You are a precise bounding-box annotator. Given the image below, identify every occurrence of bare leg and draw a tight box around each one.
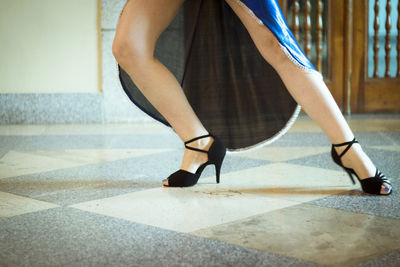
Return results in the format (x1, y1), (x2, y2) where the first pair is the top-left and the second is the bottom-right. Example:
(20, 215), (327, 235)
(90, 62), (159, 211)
(225, 0), (391, 194)
(112, 0), (214, 184)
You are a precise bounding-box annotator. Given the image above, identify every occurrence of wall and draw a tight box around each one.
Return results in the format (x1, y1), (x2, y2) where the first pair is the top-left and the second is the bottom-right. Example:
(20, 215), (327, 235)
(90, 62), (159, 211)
(367, 0), (399, 77)
(0, 0), (99, 94)
(100, 0), (149, 123)
(0, 0), (184, 124)
(100, 0), (184, 123)
(0, 0), (104, 123)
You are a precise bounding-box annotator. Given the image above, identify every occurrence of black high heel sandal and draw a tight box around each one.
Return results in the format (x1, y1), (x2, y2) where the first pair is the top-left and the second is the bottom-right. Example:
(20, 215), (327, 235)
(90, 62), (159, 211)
(331, 137), (392, 195)
(163, 133), (226, 187)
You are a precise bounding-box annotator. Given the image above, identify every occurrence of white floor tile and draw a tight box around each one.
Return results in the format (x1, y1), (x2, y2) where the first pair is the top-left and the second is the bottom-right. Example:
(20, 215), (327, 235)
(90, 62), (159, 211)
(233, 146), (330, 162)
(70, 186), (298, 233)
(0, 191), (59, 218)
(0, 149), (171, 179)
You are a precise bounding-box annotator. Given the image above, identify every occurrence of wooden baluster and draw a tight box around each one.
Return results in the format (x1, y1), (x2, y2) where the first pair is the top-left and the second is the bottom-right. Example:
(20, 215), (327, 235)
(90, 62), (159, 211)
(397, 0), (400, 77)
(316, 0), (323, 72)
(385, 0), (392, 77)
(373, 0), (380, 77)
(293, 0), (300, 41)
(304, 0), (312, 58)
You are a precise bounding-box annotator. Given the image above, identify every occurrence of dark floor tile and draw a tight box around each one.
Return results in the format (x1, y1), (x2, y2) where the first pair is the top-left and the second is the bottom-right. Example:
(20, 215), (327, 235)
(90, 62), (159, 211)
(272, 131), (400, 148)
(0, 134), (179, 151)
(0, 207), (320, 267)
(355, 250), (400, 267)
(308, 179), (400, 219)
(0, 150), (270, 206)
(287, 147), (399, 179)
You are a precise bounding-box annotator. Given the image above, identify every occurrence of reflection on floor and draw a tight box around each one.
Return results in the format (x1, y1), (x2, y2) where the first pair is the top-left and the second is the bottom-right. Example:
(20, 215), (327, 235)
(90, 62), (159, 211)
(0, 114), (399, 266)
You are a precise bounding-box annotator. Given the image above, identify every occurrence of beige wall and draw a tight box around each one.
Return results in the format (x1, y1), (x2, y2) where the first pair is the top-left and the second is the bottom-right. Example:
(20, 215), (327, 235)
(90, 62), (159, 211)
(0, 0), (100, 93)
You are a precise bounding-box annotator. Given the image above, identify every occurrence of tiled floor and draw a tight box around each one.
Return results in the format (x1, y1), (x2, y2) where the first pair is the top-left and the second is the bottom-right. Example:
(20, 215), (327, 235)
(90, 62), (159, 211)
(0, 114), (399, 266)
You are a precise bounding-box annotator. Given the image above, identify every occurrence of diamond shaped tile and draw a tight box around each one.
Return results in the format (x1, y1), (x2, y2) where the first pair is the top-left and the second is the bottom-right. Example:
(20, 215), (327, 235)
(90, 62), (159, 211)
(191, 203), (400, 266)
(0, 191), (59, 218)
(0, 149), (171, 179)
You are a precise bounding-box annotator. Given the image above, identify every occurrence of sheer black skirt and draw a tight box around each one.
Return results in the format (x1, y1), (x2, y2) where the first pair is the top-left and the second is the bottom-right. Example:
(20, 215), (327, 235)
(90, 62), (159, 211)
(117, 0), (320, 151)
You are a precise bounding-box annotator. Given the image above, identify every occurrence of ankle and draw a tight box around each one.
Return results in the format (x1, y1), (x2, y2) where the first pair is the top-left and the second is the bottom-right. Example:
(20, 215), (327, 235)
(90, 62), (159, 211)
(335, 144), (377, 178)
(334, 142), (361, 164)
(181, 146), (209, 173)
(186, 136), (213, 149)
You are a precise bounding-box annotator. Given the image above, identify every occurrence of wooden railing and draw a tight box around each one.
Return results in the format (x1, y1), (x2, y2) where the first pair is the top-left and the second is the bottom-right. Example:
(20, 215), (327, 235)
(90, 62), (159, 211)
(372, 0), (400, 78)
(281, 0), (328, 75)
(280, 0), (400, 113)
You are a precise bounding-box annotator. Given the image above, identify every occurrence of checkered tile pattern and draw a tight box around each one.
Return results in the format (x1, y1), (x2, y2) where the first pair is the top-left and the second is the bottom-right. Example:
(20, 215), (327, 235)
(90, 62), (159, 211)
(0, 115), (399, 266)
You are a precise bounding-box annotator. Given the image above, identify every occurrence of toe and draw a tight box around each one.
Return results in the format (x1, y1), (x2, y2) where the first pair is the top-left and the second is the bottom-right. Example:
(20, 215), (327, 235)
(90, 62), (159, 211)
(380, 183), (392, 194)
(162, 179), (169, 186)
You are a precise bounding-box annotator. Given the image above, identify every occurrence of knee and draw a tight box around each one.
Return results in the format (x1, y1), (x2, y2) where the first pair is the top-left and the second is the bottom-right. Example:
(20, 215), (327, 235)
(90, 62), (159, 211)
(112, 35), (151, 69)
(257, 36), (290, 68)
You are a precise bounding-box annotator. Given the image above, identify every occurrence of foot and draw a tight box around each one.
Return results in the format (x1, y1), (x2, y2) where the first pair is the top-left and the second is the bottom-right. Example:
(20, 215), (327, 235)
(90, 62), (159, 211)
(333, 143), (392, 194)
(162, 136), (214, 186)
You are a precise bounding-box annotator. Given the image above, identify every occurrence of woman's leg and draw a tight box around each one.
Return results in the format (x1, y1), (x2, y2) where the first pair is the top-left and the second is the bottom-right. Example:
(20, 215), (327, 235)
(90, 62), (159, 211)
(112, 0), (214, 180)
(224, 0), (391, 194)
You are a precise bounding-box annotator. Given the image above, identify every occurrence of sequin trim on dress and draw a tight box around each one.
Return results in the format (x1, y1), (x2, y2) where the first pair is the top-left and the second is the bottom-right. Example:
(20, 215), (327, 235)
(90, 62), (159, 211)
(278, 43), (324, 79)
(227, 104), (302, 153)
(232, 0), (264, 25)
(227, 0), (320, 152)
(231, 0), (323, 79)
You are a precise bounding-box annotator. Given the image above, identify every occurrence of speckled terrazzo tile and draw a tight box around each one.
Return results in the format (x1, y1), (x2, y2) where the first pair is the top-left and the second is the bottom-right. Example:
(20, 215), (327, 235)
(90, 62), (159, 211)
(344, 113), (400, 119)
(0, 151), (174, 206)
(0, 191), (59, 218)
(68, 246), (321, 267)
(291, 115), (400, 132)
(0, 150), (270, 206)
(354, 250), (400, 267)
(0, 134), (180, 151)
(308, 178), (400, 219)
(0, 93), (103, 124)
(101, 0), (185, 123)
(192, 203), (400, 267)
(101, 30), (151, 123)
(233, 146), (330, 162)
(0, 171), (142, 207)
(101, 0), (126, 29)
(354, 131), (400, 145)
(362, 147), (400, 178)
(287, 147), (399, 183)
(267, 132), (331, 147)
(0, 207), (321, 267)
(285, 150), (337, 170)
(273, 131), (400, 147)
(0, 136), (29, 151)
(0, 149), (8, 159)
(0, 148), (172, 180)
(196, 162), (357, 203)
(42, 122), (172, 135)
(0, 124), (47, 135)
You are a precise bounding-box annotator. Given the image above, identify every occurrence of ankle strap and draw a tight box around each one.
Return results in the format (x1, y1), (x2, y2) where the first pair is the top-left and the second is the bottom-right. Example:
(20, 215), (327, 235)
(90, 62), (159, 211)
(184, 133), (214, 153)
(184, 134), (213, 144)
(332, 137), (358, 158)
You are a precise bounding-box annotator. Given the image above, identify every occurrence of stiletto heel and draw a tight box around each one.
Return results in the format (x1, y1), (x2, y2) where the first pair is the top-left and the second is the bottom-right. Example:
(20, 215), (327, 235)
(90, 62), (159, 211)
(331, 137), (392, 195)
(164, 133), (226, 187)
(215, 160), (222, 184)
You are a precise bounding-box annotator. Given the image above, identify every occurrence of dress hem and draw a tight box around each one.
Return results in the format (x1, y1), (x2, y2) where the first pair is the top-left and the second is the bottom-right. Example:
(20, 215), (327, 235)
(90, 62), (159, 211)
(116, 0), (317, 150)
(226, 104), (301, 153)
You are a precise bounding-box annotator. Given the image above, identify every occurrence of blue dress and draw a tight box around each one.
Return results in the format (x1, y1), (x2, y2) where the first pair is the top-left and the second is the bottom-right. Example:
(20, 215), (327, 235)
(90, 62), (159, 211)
(235, 0), (315, 71)
(118, 0), (319, 151)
